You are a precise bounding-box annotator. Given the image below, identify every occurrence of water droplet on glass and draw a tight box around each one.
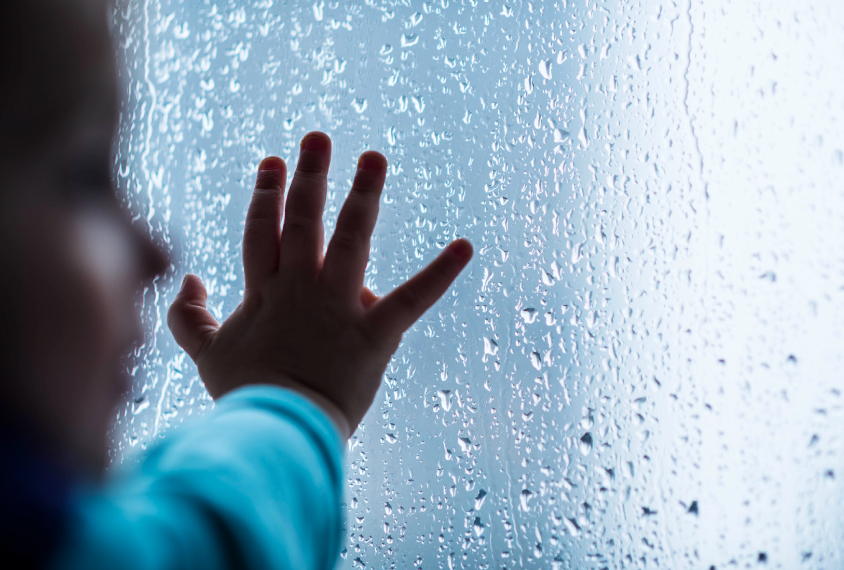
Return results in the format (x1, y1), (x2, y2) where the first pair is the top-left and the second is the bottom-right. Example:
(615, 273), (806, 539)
(352, 98), (368, 114)
(578, 433), (593, 456)
(401, 34), (418, 48)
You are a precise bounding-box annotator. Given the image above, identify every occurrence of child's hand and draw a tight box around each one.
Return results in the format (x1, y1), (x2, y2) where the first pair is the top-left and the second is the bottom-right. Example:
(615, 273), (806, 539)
(168, 132), (473, 438)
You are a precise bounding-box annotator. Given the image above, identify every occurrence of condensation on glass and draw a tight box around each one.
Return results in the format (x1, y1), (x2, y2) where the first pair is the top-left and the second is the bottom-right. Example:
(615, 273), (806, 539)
(111, 0), (844, 567)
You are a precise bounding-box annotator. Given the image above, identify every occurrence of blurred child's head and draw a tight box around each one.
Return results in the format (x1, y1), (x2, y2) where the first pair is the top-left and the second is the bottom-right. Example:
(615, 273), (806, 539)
(0, 0), (168, 473)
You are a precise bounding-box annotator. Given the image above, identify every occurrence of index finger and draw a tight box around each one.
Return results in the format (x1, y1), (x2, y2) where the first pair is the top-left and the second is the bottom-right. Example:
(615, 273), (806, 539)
(365, 239), (473, 336)
(243, 157), (286, 296)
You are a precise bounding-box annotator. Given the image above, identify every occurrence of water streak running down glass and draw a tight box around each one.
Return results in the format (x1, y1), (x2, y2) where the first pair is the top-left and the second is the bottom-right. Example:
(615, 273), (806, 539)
(112, 1), (844, 567)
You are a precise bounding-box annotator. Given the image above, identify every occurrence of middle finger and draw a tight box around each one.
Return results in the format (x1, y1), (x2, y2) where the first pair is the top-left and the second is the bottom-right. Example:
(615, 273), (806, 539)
(279, 131), (331, 278)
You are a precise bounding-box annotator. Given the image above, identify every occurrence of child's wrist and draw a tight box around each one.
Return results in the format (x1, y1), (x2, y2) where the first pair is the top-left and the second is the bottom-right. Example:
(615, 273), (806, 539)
(282, 383), (351, 441)
(211, 373), (352, 440)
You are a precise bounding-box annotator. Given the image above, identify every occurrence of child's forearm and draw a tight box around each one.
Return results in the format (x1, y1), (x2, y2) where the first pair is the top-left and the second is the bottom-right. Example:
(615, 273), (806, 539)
(49, 385), (344, 570)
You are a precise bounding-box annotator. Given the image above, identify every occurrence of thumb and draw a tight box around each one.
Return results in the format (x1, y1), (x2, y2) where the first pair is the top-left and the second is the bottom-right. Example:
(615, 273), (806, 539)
(167, 274), (220, 362)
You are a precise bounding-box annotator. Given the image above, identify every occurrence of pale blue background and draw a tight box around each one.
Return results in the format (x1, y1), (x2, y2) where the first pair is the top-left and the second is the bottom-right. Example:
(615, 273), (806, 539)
(112, 1), (844, 567)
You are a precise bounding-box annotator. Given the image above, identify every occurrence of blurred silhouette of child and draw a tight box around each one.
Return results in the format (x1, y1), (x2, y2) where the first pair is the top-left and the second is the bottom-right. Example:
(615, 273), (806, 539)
(0, 0), (472, 567)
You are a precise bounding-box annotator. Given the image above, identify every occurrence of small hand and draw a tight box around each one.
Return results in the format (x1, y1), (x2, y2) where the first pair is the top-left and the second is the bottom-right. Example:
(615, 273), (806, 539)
(168, 132), (473, 438)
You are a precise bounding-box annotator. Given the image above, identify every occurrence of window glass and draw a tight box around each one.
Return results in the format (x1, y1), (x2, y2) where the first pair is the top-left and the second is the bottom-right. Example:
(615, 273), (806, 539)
(112, 1), (844, 567)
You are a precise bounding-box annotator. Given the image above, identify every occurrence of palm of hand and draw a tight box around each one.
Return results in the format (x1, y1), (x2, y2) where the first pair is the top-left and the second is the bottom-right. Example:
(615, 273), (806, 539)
(168, 132), (472, 437)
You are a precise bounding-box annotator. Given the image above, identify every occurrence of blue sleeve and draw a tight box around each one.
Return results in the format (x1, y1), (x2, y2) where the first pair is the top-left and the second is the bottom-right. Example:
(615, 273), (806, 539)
(48, 386), (345, 570)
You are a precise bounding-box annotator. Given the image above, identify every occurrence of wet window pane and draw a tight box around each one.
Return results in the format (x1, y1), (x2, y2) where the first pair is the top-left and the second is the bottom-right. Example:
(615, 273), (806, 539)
(112, 0), (844, 567)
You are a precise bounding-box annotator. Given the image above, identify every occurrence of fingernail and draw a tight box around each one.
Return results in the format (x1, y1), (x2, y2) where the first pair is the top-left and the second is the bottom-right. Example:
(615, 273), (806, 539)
(358, 153), (386, 172)
(259, 156), (284, 171)
(450, 240), (473, 262)
(180, 275), (189, 290)
(301, 133), (328, 152)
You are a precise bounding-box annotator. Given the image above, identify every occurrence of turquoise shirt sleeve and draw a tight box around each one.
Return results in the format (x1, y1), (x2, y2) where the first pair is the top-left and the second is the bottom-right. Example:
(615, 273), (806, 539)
(48, 385), (345, 570)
